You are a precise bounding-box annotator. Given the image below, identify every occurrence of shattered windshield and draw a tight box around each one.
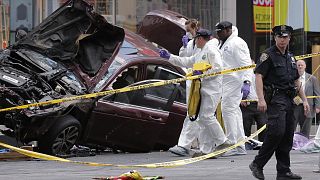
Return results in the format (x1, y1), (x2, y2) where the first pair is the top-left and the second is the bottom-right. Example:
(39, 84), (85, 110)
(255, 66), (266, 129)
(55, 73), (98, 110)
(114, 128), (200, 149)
(93, 56), (127, 92)
(119, 40), (138, 55)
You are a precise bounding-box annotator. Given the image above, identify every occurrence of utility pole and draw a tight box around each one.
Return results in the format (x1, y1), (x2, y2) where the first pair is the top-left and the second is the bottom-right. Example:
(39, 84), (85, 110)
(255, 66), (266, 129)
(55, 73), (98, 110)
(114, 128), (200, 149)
(112, 0), (116, 25)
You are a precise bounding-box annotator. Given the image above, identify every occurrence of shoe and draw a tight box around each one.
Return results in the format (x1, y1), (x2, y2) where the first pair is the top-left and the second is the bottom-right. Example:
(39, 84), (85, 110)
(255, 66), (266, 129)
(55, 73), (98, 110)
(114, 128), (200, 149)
(192, 151), (206, 158)
(236, 146), (247, 155)
(222, 146), (247, 157)
(249, 162), (265, 180)
(192, 151), (217, 159)
(168, 145), (189, 156)
(222, 148), (238, 157)
(246, 139), (263, 150)
(215, 139), (234, 151)
(276, 172), (302, 180)
(313, 169), (320, 173)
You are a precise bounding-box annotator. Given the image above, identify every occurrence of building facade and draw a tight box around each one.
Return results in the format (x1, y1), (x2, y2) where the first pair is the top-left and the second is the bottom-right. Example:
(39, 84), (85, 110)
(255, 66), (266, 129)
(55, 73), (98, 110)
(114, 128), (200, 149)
(4, 0), (320, 78)
(237, 0), (320, 77)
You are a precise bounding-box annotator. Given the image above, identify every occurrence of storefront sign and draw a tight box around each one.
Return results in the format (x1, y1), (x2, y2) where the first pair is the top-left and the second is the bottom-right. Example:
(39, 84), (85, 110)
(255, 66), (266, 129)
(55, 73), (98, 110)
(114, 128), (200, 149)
(253, 0), (274, 32)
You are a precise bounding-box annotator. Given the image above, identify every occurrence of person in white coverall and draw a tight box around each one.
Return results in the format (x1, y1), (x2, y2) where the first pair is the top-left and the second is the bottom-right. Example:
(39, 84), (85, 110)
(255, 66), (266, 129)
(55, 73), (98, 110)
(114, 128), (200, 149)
(168, 19), (201, 156)
(160, 29), (231, 156)
(215, 21), (252, 156)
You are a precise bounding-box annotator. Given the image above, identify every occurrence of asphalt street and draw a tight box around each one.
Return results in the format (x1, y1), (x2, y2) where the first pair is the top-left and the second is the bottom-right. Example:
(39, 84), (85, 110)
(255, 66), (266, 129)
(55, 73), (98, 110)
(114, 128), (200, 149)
(0, 149), (319, 180)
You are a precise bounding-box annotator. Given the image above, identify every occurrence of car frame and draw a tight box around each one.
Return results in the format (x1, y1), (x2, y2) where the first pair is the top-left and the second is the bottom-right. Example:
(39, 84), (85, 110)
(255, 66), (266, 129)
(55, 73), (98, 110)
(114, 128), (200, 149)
(0, 0), (188, 155)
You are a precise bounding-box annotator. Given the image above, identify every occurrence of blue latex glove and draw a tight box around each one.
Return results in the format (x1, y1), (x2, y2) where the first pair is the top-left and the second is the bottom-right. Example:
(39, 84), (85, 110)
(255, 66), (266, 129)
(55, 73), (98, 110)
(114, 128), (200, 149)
(182, 35), (189, 48)
(159, 49), (170, 59)
(193, 70), (203, 75)
(241, 82), (250, 100)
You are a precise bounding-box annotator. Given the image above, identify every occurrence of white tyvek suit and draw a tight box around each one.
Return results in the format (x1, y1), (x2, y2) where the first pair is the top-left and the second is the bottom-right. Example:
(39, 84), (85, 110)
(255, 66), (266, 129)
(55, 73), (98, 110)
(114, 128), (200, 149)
(169, 41), (227, 154)
(176, 39), (201, 150)
(179, 38), (199, 57)
(219, 26), (252, 146)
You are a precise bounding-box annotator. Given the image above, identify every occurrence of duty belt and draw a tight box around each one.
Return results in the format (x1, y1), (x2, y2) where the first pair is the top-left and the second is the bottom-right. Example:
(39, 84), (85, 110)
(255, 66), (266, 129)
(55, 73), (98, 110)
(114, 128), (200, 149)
(274, 88), (297, 98)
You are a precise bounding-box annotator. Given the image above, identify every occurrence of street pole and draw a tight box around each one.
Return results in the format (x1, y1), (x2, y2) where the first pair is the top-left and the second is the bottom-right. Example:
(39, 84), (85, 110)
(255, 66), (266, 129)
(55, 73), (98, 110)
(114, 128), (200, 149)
(112, 0), (116, 25)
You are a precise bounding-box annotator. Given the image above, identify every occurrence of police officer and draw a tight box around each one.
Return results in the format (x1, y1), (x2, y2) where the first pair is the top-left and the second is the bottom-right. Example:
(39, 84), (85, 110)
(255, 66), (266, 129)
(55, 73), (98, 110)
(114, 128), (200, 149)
(249, 25), (310, 180)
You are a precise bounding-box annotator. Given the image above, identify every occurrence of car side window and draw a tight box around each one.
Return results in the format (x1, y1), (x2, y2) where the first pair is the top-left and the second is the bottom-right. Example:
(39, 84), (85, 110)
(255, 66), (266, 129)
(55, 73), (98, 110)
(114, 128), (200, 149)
(146, 65), (186, 104)
(112, 66), (139, 89)
(105, 81), (175, 111)
(129, 83), (177, 111)
(105, 66), (139, 104)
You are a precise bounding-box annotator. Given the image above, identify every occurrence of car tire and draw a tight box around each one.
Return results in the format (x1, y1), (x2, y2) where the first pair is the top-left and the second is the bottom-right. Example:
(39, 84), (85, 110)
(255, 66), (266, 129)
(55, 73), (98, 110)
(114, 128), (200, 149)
(38, 115), (82, 156)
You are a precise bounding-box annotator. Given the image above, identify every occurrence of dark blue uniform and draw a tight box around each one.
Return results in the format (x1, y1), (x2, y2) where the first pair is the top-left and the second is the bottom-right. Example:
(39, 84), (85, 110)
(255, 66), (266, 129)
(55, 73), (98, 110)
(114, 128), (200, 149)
(253, 45), (299, 175)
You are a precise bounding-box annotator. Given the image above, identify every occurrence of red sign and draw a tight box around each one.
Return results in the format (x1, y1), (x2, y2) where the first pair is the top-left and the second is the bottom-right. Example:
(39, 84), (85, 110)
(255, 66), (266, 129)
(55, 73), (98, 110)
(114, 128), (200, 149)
(253, 0), (274, 32)
(253, 0), (274, 7)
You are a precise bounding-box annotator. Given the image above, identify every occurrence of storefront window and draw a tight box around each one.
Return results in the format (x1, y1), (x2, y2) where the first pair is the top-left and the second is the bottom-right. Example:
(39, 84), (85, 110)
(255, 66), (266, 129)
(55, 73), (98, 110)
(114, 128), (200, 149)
(90, 0), (220, 32)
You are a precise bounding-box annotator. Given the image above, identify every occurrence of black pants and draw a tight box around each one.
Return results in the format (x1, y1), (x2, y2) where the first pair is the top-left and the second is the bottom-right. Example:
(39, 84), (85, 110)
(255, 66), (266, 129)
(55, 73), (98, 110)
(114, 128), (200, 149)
(253, 94), (295, 174)
(241, 102), (267, 141)
(293, 104), (312, 138)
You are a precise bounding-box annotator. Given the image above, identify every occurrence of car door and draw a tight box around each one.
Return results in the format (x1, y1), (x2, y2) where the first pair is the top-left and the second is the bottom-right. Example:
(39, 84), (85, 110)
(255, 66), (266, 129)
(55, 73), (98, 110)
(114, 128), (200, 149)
(144, 64), (187, 149)
(84, 77), (178, 152)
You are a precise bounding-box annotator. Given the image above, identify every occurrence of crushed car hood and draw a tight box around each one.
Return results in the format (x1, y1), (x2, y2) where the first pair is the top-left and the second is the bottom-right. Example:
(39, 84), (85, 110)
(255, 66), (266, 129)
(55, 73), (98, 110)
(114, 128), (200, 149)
(15, 0), (125, 76)
(137, 10), (187, 55)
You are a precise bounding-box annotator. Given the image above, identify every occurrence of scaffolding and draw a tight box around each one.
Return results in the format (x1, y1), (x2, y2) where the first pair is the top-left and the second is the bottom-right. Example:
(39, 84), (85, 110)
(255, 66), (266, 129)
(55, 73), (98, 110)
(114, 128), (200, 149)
(0, 1), (9, 49)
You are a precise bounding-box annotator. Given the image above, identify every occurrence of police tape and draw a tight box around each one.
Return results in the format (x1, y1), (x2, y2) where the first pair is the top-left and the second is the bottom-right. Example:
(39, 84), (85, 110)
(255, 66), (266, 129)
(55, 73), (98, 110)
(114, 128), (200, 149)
(0, 64), (256, 112)
(241, 95), (320, 103)
(0, 141), (111, 166)
(0, 51), (319, 113)
(0, 125), (266, 168)
(118, 124), (266, 168)
(306, 96), (320, 99)
(295, 52), (320, 60)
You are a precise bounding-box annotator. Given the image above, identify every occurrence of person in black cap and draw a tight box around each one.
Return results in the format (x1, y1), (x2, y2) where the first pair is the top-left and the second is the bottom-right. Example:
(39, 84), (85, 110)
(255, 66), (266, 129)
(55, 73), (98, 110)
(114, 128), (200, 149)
(214, 21), (252, 156)
(159, 28), (232, 157)
(249, 25), (310, 180)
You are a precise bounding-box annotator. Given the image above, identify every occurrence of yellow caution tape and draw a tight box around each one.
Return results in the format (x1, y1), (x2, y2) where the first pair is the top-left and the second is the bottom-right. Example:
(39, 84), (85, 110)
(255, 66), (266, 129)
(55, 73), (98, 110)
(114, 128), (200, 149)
(0, 52), (318, 113)
(306, 95), (320, 99)
(295, 52), (320, 60)
(0, 125), (266, 168)
(0, 141), (113, 167)
(241, 99), (258, 102)
(0, 64), (256, 112)
(0, 52), (317, 167)
(241, 95), (320, 103)
(117, 124), (266, 168)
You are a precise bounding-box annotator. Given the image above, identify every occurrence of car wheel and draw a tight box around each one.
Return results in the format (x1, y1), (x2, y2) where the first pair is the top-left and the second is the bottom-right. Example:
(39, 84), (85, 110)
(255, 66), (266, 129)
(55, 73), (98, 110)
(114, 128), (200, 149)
(38, 115), (81, 156)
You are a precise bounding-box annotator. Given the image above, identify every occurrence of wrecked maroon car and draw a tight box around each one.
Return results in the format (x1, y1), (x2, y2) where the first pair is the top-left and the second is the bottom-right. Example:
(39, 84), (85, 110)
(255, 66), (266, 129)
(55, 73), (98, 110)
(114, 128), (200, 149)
(0, 0), (188, 155)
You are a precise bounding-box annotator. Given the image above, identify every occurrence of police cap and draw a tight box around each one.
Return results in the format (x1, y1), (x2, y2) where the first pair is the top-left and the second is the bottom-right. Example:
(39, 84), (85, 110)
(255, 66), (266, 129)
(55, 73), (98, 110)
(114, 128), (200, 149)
(194, 29), (212, 38)
(215, 21), (232, 32)
(272, 25), (293, 37)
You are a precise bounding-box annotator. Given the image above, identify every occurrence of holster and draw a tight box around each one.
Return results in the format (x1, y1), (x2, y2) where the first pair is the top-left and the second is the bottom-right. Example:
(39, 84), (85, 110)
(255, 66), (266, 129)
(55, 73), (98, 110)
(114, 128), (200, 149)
(263, 85), (274, 104)
(287, 88), (297, 99)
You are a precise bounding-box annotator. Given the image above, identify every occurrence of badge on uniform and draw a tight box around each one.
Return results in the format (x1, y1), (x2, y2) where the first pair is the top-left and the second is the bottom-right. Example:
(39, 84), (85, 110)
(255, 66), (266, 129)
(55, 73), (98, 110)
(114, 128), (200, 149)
(259, 53), (269, 62)
(202, 54), (206, 60)
(291, 57), (296, 67)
